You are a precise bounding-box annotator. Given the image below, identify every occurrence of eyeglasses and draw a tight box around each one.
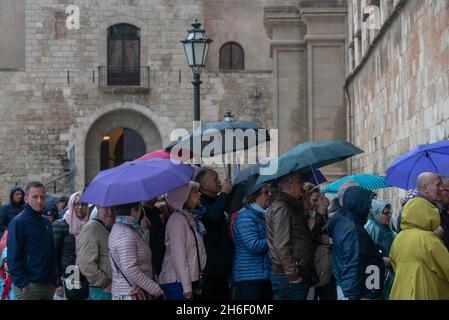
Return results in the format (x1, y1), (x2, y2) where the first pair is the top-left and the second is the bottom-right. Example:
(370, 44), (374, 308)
(73, 202), (88, 208)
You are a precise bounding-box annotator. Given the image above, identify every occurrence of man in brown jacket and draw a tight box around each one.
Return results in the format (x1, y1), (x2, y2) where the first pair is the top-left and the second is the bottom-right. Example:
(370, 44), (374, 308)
(266, 171), (315, 300)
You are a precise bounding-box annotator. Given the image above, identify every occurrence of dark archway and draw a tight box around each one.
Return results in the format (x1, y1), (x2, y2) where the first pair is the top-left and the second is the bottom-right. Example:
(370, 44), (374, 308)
(85, 109), (162, 185)
(100, 128), (146, 170)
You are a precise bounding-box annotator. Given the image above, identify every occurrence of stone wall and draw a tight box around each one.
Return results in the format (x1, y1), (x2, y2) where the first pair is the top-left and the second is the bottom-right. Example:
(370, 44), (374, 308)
(0, 0), (274, 200)
(264, 0), (348, 179)
(347, 0), (449, 207)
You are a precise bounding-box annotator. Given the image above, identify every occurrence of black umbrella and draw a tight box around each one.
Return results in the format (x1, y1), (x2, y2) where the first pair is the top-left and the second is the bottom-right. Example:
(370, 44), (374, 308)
(165, 111), (270, 157)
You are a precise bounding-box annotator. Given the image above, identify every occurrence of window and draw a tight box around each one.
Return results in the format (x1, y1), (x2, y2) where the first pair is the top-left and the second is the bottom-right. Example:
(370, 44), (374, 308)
(219, 42), (244, 70)
(107, 23), (140, 86)
(0, 0), (25, 70)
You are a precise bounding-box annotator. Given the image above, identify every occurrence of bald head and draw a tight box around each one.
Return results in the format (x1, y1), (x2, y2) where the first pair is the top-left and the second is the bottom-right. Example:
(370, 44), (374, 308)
(417, 172), (443, 203)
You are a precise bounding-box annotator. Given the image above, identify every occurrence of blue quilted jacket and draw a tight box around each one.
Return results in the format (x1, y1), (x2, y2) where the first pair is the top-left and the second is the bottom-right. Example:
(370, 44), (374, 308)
(232, 203), (271, 283)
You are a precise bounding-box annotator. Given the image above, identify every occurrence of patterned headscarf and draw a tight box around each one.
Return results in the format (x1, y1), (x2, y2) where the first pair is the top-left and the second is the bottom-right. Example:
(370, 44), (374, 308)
(400, 189), (419, 207)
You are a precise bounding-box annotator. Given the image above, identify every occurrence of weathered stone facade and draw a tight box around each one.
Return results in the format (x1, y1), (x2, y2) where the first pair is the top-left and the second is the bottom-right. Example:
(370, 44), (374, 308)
(346, 0), (449, 206)
(0, 0), (347, 201)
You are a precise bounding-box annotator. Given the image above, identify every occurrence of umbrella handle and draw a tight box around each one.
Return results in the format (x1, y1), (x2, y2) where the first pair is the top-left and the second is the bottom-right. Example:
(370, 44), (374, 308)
(221, 154), (232, 180)
(223, 163), (232, 180)
(222, 162), (228, 179)
(311, 166), (319, 186)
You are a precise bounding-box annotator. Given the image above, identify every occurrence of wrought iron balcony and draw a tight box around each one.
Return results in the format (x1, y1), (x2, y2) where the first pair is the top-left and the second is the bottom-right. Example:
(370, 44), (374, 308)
(98, 66), (150, 89)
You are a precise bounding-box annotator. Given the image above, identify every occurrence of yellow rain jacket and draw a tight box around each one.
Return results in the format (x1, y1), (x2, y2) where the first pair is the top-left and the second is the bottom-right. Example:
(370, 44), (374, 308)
(389, 197), (449, 300)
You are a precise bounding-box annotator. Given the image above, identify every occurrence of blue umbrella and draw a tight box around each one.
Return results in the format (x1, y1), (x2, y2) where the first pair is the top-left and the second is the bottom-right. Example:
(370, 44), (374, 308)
(386, 140), (449, 189)
(81, 158), (195, 207)
(323, 174), (391, 194)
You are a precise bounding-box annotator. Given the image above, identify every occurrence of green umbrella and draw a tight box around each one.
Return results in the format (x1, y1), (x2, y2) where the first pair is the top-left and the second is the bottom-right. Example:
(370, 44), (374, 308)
(256, 140), (363, 184)
(233, 159), (274, 186)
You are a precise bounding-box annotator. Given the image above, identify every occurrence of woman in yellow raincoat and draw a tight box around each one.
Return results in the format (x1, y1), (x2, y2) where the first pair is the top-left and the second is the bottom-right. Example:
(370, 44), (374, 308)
(389, 197), (449, 300)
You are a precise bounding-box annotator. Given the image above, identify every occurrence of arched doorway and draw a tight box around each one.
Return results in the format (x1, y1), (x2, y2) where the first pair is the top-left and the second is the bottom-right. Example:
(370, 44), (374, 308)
(100, 127), (146, 170)
(84, 109), (162, 185)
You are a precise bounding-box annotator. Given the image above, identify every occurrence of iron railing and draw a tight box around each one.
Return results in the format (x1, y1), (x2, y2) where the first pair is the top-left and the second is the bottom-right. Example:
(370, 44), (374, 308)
(44, 168), (75, 194)
(98, 66), (150, 88)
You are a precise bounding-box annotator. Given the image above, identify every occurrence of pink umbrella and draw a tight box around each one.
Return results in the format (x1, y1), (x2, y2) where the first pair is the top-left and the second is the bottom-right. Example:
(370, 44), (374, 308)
(137, 149), (172, 161)
(136, 149), (193, 161)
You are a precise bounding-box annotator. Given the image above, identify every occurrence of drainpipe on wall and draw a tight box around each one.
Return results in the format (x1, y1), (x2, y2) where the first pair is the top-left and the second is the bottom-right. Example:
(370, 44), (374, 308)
(344, 83), (353, 174)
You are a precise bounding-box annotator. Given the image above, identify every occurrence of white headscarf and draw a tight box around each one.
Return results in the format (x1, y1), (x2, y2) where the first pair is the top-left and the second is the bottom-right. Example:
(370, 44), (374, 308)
(63, 191), (90, 238)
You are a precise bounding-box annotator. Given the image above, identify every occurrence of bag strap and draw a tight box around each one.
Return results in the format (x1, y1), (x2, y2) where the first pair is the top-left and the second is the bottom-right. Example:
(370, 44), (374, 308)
(180, 212), (202, 277)
(189, 225), (202, 276)
(108, 248), (133, 288)
(92, 218), (110, 232)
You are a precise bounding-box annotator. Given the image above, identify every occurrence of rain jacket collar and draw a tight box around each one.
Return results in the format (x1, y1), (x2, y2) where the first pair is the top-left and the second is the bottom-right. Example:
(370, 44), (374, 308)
(401, 197), (441, 232)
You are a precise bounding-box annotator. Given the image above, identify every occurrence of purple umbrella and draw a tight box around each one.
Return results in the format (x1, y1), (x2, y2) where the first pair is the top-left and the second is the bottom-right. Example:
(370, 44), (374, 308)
(386, 140), (449, 190)
(81, 158), (195, 207)
(307, 169), (327, 185)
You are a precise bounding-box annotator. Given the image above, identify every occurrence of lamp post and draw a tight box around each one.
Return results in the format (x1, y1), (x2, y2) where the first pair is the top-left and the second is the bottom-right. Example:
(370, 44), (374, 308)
(181, 20), (212, 122)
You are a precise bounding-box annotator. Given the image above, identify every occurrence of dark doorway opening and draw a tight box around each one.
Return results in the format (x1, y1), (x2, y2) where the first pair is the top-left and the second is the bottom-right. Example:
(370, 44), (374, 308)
(100, 128), (146, 170)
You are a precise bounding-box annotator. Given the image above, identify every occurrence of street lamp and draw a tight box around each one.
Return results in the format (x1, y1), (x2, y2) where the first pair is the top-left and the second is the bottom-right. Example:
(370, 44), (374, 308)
(181, 20), (212, 122)
(223, 110), (235, 122)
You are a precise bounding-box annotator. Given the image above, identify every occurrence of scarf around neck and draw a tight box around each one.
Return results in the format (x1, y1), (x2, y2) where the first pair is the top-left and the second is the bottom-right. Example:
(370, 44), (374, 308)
(115, 215), (147, 241)
(184, 204), (207, 236)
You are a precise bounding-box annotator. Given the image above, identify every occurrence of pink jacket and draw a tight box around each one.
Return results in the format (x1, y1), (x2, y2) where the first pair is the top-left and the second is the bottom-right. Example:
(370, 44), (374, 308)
(108, 223), (161, 296)
(158, 211), (207, 293)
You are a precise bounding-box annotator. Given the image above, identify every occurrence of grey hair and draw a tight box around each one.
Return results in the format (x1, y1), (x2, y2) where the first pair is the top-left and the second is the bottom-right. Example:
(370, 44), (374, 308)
(188, 181), (201, 193)
(277, 174), (294, 192)
(438, 174), (449, 184)
(337, 180), (359, 206)
(417, 173), (426, 191)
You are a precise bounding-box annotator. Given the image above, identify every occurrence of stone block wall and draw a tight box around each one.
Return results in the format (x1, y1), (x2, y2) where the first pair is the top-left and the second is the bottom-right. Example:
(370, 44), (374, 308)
(0, 0), (274, 200)
(347, 0), (449, 209)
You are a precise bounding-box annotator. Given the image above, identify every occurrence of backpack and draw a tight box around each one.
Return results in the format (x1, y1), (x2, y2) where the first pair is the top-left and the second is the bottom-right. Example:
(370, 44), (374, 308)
(63, 265), (90, 300)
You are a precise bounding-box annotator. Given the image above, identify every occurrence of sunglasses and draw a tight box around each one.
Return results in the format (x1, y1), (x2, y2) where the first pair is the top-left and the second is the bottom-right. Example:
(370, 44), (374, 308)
(263, 188), (275, 196)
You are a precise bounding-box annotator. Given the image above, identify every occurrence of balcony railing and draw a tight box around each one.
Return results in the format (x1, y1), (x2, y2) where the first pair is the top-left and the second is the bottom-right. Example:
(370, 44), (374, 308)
(98, 66), (150, 88)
